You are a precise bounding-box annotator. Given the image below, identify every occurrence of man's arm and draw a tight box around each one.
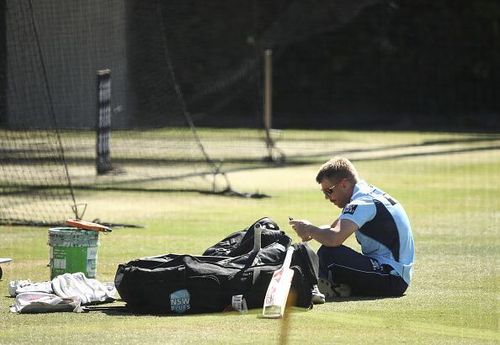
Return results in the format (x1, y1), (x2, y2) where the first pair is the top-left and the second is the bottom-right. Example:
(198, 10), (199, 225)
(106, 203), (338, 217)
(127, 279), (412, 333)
(290, 218), (358, 247)
(318, 217), (339, 230)
(330, 217), (340, 229)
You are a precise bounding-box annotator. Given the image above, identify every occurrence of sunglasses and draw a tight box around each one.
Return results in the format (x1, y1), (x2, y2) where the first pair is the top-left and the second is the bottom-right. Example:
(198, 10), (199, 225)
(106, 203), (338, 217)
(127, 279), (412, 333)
(321, 178), (346, 197)
(321, 184), (337, 197)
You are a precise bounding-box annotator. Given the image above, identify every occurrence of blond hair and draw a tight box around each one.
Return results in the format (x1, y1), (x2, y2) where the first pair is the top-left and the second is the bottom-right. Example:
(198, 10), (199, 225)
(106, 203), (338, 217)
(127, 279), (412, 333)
(315, 156), (359, 184)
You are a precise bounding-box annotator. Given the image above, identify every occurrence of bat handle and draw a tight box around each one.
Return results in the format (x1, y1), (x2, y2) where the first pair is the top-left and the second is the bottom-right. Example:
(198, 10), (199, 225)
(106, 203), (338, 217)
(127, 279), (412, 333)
(253, 223), (262, 252)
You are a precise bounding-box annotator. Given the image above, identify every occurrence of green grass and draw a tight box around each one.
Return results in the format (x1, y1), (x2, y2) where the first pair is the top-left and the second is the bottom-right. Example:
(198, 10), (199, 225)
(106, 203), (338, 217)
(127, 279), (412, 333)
(1, 129), (499, 344)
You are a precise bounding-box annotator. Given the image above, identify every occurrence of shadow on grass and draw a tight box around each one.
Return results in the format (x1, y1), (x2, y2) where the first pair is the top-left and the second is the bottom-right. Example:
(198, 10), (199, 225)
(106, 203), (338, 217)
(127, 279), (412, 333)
(85, 304), (234, 317)
(86, 294), (407, 317)
(85, 304), (139, 316)
(85, 304), (252, 317)
(325, 294), (407, 303)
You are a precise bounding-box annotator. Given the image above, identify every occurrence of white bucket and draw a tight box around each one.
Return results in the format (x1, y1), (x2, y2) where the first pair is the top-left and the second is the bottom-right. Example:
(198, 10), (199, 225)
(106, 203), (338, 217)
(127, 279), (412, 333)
(48, 227), (99, 279)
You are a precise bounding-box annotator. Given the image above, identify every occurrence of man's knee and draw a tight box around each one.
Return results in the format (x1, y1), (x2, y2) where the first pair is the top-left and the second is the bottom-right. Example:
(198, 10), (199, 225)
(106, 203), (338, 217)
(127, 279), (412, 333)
(317, 245), (350, 263)
(317, 245), (349, 278)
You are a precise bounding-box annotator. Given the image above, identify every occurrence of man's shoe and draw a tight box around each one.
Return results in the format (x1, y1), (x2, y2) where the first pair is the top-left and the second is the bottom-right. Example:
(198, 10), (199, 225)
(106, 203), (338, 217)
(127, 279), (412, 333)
(311, 284), (326, 304)
(317, 277), (352, 299)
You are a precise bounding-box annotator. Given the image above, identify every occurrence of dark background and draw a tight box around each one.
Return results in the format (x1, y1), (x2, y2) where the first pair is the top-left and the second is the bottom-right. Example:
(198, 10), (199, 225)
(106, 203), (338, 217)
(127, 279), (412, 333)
(2, 0), (499, 131)
(270, 0), (500, 130)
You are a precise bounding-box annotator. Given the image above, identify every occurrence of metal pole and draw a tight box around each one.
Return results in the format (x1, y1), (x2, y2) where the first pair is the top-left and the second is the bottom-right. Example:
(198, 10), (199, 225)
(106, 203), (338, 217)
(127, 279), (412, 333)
(263, 49), (274, 156)
(96, 69), (113, 175)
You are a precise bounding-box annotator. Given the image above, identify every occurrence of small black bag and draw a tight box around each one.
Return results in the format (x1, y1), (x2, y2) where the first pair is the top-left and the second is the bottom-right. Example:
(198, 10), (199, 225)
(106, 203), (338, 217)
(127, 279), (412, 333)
(202, 217), (284, 257)
(114, 217), (319, 314)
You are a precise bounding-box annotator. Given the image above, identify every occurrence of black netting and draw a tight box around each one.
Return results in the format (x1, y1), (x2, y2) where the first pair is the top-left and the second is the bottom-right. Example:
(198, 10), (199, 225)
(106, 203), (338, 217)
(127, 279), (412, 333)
(1, 0), (498, 225)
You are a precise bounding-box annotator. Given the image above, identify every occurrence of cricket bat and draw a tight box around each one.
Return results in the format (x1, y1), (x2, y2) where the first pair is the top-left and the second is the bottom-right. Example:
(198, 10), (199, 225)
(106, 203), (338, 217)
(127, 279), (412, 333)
(0, 258), (12, 280)
(253, 223), (262, 253)
(65, 218), (112, 232)
(262, 246), (295, 318)
(251, 223), (263, 284)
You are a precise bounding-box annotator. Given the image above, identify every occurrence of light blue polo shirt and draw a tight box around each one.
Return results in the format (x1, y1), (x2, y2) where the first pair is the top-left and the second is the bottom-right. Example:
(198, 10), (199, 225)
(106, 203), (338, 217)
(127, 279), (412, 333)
(339, 180), (415, 285)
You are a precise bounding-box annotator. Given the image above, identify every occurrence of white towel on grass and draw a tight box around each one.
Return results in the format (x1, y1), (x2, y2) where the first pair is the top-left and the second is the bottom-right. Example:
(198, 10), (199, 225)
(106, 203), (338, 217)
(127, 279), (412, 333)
(9, 272), (117, 313)
(52, 272), (116, 304)
(8, 280), (53, 297)
(9, 291), (82, 313)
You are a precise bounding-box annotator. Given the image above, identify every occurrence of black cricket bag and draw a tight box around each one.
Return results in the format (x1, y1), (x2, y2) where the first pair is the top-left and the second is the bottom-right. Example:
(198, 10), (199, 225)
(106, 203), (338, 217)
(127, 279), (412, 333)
(114, 217), (319, 315)
(203, 216), (320, 306)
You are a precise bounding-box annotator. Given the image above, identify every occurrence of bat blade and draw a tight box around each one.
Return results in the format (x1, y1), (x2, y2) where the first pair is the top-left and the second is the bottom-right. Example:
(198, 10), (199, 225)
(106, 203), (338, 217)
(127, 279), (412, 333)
(262, 246), (295, 319)
(65, 219), (112, 232)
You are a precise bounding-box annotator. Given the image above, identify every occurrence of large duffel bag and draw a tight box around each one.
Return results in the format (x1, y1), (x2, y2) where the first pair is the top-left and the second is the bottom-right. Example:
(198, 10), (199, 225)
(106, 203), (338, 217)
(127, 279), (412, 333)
(114, 217), (319, 314)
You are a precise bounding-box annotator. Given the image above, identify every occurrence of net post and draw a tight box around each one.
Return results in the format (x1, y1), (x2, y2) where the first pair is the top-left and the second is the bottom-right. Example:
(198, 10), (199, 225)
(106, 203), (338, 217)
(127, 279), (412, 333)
(96, 69), (113, 175)
(263, 49), (285, 163)
(263, 49), (274, 157)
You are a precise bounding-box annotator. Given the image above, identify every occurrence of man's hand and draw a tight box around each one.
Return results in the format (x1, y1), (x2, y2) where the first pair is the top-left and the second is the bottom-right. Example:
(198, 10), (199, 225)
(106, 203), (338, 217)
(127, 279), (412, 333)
(289, 219), (314, 242)
(289, 217), (358, 247)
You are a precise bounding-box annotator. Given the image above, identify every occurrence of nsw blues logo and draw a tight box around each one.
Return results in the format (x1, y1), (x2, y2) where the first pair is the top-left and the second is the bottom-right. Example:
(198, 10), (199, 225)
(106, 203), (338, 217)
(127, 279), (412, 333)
(170, 289), (191, 314)
(343, 204), (358, 215)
